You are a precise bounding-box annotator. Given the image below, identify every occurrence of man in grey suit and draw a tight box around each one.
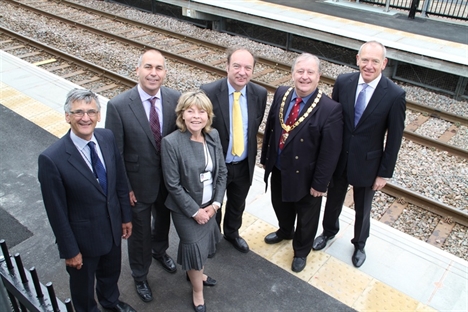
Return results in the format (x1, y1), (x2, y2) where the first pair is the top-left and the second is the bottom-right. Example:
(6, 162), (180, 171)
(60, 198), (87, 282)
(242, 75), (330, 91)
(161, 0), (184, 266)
(313, 41), (406, 268)
(38, 89), (135, 312)
(201, 47), (267, 253)
(105, 49), (180, 302)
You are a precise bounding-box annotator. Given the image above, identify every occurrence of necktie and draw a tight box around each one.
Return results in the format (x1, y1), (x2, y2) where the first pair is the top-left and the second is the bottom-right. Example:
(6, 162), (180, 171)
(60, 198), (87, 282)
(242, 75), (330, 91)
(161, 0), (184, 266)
(232, 91), (244, 156)
(149, 97), (162, 151)
(279, 97), (302, 150)
(354, 84), (368, 127)
(88, 142), (107, 195)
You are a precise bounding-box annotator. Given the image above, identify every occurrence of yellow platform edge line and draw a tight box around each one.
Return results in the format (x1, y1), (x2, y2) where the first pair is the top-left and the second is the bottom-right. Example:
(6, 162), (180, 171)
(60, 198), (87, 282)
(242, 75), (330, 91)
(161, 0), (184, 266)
(0, 83), (435, 312)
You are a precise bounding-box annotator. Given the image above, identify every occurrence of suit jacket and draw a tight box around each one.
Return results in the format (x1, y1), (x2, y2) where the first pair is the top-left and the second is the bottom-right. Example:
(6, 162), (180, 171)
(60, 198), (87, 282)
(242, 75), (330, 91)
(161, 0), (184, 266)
(38, 129), (132, 259)
(201, 78), (267, 184)
(105, 85), (181, 203)
(261, 86), (343, 202)
(332, 72), (406, 187)
(161, 129), (227, 219)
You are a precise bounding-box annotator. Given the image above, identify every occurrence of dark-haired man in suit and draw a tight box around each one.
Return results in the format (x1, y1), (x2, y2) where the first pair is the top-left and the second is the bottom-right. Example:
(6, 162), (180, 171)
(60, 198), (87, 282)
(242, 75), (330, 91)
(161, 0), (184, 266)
(106, 49), (180, 302)
(38, 89), (135, 312)
(313, 40), (406, 268)
(261, 53), (343, 273)
(201, 47), (267, 253)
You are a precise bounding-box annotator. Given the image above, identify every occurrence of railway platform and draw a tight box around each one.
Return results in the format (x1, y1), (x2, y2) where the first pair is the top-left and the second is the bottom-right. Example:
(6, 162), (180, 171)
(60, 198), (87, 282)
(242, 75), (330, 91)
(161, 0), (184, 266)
(1, 50), (468, 311)
(155, 0), (468, 78)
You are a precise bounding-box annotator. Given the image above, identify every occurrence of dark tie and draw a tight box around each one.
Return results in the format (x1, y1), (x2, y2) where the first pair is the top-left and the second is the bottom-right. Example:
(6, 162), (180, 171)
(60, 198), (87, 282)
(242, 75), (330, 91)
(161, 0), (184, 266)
(149, 97), (162, 151)
(279, 96), (302, 150)
(354, 84), (368, 127)
(88, 142), (107, 195)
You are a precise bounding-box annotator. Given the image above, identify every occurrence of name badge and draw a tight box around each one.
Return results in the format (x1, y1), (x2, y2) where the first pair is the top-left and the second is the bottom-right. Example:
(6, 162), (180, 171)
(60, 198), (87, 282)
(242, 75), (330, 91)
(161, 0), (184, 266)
(200, 171), (212, 182)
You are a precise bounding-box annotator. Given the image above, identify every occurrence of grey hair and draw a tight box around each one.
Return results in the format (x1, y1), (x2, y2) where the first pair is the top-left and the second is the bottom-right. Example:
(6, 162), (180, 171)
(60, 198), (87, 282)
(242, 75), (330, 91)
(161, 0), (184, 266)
(291, 53), (322, 74)
(358, 40), (387, 59)
(64, 88), (100, 113)
(137, 49), (167, 68)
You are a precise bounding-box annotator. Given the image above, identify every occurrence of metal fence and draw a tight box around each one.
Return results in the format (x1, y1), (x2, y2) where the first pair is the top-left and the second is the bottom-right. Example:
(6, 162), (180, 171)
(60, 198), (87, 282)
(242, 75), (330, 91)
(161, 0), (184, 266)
(0, 240), (72, 312)
(360, 0), (468, 20)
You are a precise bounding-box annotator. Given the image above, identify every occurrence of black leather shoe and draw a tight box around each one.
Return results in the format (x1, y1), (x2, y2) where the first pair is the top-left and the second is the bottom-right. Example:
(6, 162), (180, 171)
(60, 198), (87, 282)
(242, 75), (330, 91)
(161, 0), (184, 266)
(135, 280), (153, 302)
(291, 257), (307, 272)
(312, 234), (335, 250)
(186, 272), (217, 286)
(224, 235), (249, 253)
(264, 232), (293, 244)
(108, 301), (136, 312)
(153, 253), (177, 273)
(193, 303), (206, 312)
(352, 248), (366, 268)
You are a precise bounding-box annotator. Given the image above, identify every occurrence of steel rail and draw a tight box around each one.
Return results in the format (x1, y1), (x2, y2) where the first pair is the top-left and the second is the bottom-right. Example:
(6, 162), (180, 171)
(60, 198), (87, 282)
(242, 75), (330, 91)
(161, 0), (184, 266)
(404, 130), (468, 159)
(2, 12), (467, 230)
(0, 26), (137, 88)
(382, 182), (468, 227)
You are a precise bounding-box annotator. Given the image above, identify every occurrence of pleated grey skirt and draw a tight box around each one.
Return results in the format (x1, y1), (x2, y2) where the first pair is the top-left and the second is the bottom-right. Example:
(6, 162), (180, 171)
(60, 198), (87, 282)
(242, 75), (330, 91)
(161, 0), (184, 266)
(171, 210), (221, 271)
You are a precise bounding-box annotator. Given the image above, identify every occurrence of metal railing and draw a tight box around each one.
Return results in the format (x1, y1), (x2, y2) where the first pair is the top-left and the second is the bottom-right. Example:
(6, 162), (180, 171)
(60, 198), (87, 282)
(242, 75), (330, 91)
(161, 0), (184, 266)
(0, 240), (73, 312)
(360, 0), (468, 20)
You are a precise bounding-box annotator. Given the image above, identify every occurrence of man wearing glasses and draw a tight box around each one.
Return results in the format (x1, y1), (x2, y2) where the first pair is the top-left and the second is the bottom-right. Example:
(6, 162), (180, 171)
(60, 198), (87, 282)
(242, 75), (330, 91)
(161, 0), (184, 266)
(38, 89), (135, 312)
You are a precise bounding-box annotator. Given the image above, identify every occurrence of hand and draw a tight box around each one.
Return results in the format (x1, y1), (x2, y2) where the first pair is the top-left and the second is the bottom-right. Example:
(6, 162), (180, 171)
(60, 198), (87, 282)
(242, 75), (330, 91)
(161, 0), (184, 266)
(194, 209), (210, 225)
(65, 253), (83, 270)
(310, 187), (324, 197)
(203, 205), (216, 218)
(122, 222), (132, 239)
(372, 176), (387, 191)
(129, 191), (137, 207)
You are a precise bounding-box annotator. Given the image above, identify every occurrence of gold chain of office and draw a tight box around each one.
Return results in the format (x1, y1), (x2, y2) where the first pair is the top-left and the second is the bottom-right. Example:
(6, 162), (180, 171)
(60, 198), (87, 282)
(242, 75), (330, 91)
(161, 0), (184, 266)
(279, 87), (322, 132)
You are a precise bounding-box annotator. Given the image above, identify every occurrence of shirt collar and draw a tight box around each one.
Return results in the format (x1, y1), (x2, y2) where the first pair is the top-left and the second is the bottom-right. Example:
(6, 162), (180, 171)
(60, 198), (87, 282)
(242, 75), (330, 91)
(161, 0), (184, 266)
(227, 81), (247, 97)
(70, 131), (97, 150)
(358, 73), (382, 89)
(292, 88), (317, 104)
(137, 84), (162, 102)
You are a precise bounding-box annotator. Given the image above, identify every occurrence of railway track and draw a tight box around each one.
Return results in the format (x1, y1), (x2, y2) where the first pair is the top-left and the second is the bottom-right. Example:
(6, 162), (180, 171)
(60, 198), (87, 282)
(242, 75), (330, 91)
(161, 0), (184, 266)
(6, 0), (468, 160)
(2, 0), (467, 254)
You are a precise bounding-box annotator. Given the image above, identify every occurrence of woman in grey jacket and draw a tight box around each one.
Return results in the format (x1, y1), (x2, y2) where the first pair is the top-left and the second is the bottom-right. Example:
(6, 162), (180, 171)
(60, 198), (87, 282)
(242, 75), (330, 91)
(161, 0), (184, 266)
(161, 91), (227, 312)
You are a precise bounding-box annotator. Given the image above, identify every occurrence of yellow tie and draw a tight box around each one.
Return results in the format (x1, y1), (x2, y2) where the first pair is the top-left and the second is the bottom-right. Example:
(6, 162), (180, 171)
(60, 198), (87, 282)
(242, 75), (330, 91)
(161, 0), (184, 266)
(232, 91), (244, 156)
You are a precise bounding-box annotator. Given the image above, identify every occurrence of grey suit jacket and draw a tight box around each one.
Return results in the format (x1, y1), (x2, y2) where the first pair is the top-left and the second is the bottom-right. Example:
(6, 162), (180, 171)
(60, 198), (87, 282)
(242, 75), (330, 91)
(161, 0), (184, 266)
(161, 129), (227, 219)
(105, 85), (181, 203)
(332, 72), (406, 187)
(201, 78), (267, 184)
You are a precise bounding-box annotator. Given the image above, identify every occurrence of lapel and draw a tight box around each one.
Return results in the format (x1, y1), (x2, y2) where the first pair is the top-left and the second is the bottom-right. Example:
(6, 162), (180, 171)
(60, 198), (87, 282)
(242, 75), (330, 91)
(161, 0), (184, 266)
(127, 87), (157, 150)
(160, 86), (174, 136)
(216, 79), (231, 135)
(95, 130), (112, 195)
(205, 131), (217, 173)
(64, 131), (103, 193)
(356, 77), (388, 127)
(345, 74), (360, 128)
(246, 82), (258, 138)
(281, 88), (321, 149)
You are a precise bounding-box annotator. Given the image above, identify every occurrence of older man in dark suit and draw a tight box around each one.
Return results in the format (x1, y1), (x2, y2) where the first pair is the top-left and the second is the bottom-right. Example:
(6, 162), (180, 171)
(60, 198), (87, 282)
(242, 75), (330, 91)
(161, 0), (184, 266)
(261, 53), (343, 273)
(38, 89), (134, 312)
(105, 49), (180, 302)
(313, 40), (406, 268)
(201, 47), (267, 253)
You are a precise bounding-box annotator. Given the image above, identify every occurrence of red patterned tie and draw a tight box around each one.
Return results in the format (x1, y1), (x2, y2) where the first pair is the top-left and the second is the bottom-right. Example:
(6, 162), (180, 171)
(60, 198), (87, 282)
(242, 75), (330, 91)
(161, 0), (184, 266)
(149, 97), (162, 152)
(279, 97), (302, 150)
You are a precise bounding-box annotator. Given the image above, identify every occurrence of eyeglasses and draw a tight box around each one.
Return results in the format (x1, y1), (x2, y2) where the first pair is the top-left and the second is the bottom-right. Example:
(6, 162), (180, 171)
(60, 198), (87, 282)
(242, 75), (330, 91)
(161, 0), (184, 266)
(69, 109), (99, 117)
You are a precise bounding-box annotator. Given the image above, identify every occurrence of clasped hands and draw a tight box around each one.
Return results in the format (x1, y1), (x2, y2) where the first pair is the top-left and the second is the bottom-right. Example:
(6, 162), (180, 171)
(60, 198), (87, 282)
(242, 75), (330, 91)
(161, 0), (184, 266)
(194, 205), (217, 225)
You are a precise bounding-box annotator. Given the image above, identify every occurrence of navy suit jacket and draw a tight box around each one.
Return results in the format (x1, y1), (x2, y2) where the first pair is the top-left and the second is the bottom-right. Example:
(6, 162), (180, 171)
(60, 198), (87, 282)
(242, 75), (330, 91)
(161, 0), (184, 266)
(332, 72), (406, 187)
(105, 85), (181, 203)
(261, 86), (343, 202)
(38, 128), (132, 259)
(201, 78), (267, 184)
